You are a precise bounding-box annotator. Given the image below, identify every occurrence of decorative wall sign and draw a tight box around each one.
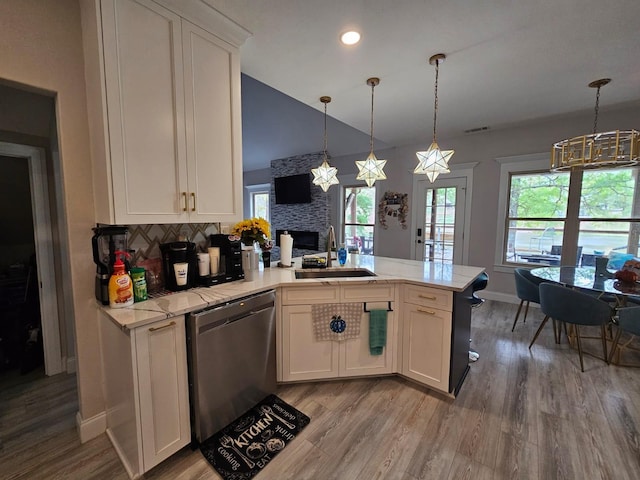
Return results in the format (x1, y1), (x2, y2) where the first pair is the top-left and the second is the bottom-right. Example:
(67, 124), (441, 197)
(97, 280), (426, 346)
(378, 191), (409, 229)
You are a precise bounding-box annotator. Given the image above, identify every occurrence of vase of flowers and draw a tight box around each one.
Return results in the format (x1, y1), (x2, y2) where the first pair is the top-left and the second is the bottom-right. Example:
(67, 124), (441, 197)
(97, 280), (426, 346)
(231, 217), (271, 249)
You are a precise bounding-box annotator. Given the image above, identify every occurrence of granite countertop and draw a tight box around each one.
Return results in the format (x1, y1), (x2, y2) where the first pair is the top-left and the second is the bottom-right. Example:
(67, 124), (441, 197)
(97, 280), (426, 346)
(102, 255), (485, 330)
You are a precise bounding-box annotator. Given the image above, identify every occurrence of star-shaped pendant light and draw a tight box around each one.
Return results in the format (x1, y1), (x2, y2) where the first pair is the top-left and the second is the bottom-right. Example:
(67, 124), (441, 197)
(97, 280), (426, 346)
(356, 77), (387, 187)
(414, 54), (454, 182)
(311, 96), (339, 192)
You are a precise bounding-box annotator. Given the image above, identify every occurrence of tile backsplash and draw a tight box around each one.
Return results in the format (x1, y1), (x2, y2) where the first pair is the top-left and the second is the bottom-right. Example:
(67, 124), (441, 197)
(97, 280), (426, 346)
(127, 223), (220, 263)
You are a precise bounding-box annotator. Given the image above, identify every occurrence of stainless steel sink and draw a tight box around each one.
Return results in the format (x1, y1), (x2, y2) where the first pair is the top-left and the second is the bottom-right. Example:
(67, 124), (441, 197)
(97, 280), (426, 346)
(295, 268), (376, 279)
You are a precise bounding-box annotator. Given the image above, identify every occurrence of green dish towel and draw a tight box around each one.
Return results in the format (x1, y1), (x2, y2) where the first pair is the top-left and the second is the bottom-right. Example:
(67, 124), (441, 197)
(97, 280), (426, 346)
(369, 309), (388, 355)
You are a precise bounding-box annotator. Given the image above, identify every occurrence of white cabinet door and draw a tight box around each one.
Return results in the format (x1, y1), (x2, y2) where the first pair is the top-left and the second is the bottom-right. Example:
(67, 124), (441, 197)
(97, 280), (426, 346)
(182, 21), (243, 222)
(340, 285), (397, 377)
(281, 305), (339, 381)
(90, 0), (244, 224)
(278, 285), (397, 381)
(101, 0), (189, 223)
(401, 303), (451, 392)
(134, 317), (190, 471)
(340, 309), (395, 377)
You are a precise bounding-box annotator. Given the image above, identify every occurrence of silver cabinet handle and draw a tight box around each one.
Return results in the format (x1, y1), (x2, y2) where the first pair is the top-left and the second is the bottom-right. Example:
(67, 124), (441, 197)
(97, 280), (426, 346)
(149, 320), (176, 332)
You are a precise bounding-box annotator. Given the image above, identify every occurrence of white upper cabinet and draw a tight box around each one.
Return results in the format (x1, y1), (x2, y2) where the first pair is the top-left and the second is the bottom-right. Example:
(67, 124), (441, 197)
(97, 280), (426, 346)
(82, 0), (249, 224)
(182, 21), (243, 222)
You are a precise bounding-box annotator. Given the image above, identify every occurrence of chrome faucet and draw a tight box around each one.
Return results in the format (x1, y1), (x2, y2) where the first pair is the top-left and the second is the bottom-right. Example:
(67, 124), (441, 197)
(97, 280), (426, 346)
(326, 225), (336, 268)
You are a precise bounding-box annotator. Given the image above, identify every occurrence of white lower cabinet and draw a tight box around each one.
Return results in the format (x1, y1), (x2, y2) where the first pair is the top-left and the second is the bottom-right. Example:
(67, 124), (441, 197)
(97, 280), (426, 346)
(401, 285), (453, 392)
(281, 304), (340, 381)
(279, 284), (397, 382)
(99, 311), (190, 478)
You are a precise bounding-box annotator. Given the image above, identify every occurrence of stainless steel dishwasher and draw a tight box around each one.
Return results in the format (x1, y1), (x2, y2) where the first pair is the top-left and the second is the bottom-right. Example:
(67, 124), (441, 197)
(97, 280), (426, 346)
(186, 289), (276, 443)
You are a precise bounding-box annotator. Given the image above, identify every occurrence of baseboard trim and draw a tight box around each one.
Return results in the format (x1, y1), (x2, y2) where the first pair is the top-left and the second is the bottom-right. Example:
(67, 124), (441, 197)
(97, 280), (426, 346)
(106, 428), (140, 479)
(478, 290), (540, 309)
(65, 356), (77, 373)
(76, 410), (106, 443)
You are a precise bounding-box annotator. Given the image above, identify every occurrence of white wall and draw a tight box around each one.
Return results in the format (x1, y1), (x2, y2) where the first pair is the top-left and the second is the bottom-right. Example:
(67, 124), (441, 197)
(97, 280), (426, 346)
(0, 0), (101, 421)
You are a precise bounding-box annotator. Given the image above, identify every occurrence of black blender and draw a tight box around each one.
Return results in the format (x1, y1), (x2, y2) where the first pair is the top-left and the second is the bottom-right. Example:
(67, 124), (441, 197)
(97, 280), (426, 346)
(92, 225), (129, 305)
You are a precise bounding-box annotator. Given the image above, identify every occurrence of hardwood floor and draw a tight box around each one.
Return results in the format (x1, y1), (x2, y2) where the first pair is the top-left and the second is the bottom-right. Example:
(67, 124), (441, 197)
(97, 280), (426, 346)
(1, 300), (639, 479)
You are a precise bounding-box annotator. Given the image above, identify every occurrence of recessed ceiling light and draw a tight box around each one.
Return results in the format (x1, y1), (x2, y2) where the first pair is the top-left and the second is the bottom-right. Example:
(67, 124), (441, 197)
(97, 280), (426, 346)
(340, 31), (361, 46)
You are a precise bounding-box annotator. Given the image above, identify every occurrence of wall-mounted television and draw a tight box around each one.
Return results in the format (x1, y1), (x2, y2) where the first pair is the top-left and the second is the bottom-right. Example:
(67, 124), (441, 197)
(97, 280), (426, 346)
(274, 173), (312, 204)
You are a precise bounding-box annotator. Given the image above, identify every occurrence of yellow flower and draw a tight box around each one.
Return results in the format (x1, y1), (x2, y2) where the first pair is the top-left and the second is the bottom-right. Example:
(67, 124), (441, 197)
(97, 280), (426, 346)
(231, 217), (271, 246)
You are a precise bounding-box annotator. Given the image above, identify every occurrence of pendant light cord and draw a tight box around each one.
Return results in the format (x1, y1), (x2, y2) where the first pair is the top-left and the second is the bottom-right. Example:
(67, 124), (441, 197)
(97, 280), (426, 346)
(593, 84), (601, 135)
(370, 82), (375, 152)
(433, 58), (440, 142)
(323, 101), (328, 159)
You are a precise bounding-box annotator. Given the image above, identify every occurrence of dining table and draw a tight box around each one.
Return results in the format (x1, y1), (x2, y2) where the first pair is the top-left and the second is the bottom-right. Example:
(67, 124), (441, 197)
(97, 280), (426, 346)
(529, 266), (640, 300)
(530, 266), (640, 365)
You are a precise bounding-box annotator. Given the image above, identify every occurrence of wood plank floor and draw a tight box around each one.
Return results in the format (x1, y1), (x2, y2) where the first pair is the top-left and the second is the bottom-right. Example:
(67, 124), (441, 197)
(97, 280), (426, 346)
(1, 300), (639, 479)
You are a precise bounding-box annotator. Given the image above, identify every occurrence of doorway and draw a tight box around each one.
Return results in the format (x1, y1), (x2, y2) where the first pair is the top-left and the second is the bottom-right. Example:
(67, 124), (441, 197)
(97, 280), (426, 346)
(0, 142), (62, 377)
(413, 177), (467, 264)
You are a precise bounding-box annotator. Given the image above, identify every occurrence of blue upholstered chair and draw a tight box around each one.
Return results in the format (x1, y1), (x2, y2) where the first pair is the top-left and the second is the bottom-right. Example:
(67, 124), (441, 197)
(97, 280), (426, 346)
(608, 306), (640, 366)
(531, 282), (613, 372)
(512, 268), (546, 333)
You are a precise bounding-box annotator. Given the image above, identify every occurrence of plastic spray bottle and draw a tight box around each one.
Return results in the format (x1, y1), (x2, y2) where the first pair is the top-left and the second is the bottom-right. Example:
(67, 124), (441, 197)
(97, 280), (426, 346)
(109, 251), (134, 308)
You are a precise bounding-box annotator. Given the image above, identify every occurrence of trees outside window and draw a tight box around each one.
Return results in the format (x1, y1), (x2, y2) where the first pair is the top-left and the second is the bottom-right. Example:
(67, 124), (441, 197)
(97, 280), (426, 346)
(343, 186), (375, 254)
(499, 155), (640, 266)
(251, 191), (269, 221)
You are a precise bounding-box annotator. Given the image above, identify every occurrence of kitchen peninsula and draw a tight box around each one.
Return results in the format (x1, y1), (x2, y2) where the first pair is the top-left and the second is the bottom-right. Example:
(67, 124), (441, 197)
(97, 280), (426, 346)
(99, 255), (484, 477)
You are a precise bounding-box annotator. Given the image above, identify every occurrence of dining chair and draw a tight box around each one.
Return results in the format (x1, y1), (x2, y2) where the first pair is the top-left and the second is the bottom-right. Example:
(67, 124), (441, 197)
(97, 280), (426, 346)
(512, 268), (549, 334)
(531, 282), (613, 372)
(608, 306), (640, 366)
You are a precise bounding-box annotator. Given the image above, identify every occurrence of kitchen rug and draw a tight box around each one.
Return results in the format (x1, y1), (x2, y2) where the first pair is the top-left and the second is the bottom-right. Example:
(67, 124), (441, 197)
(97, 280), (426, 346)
(199, 394), (310, 479)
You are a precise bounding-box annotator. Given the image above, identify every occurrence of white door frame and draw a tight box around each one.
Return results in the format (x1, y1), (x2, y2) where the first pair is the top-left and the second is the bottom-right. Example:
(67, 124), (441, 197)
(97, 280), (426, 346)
(0, 142), (63, 375)
(410, 162), (477, 265)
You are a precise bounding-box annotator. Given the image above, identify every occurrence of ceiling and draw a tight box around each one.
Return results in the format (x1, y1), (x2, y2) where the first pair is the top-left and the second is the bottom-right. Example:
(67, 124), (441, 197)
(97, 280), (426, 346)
(205, 0), (640, 172)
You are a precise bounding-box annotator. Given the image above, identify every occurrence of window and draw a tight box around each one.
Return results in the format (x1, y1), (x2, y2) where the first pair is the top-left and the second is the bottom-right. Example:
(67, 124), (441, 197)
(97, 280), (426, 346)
(422, 184), (459, 263)
(343, 185), (375, 254)
(245, 183), (270, 222)
(505, 171), (569, 263)
(251, 191), (269, 220)
(497, 153), (640, 268)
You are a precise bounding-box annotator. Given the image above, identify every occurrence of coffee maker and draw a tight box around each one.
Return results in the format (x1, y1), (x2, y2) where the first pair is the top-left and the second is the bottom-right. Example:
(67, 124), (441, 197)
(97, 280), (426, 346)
(92, 225), (129, 305)
(209, 234), (244, 282)
(160, 241), (197, 291)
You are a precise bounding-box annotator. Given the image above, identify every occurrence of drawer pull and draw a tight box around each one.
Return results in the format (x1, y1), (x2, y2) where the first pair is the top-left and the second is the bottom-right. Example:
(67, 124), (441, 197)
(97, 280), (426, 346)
(149, 321), (176, 332)
(417, 308), (436, 315)
(418, 294), (437, 300)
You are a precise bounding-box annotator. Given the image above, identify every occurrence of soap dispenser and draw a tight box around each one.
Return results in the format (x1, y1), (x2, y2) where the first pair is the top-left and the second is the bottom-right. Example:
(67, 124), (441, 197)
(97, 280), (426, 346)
(108, 251), (134, 308)
(338, 243), (347, 266)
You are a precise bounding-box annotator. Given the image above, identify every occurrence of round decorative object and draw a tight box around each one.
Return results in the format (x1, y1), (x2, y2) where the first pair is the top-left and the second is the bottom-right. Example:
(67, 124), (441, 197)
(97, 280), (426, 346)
(266, 438), (285, 452)
(330, 315), (346, 333)
(246, 442), (267, 459)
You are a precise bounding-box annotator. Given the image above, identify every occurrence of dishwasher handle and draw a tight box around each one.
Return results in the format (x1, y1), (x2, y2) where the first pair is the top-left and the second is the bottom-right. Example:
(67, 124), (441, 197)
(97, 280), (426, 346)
(197, 301), (274, 334)
(189, 290), (276, 333)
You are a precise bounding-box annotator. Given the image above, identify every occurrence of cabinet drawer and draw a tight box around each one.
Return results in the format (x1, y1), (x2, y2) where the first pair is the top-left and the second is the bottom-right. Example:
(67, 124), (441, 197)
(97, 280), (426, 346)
(341, 284), (395, 302)
(403, 284), (453, 312)
(281, 286), (340, 305)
